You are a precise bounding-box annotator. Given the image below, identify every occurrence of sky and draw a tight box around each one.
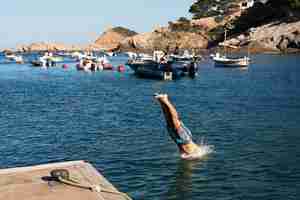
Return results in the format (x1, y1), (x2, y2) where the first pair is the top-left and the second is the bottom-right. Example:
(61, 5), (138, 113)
(0, 0), (194, 48)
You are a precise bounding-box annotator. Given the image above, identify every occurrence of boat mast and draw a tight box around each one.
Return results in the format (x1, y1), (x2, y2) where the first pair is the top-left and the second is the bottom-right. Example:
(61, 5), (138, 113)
(224, 28), (227, 57)
(248, 28), (253, 59)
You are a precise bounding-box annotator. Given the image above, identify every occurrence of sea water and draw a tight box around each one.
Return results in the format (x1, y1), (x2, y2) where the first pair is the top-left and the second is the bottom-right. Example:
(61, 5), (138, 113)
(0, 53), (300, 200)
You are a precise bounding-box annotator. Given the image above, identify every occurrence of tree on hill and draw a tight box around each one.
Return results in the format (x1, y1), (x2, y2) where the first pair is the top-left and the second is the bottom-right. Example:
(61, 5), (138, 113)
(267, 0), (300, 9)
(288, 0), (300, 8)
(189, 0), (241, 19)
(229, 0), (300, 37)
(189, 0), (300, 20)
(109, 26), (138, 37)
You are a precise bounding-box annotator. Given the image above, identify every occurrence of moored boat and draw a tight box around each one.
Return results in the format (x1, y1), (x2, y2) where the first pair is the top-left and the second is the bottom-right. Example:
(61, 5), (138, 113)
(5, 54), (24, 64)
(127, 50), (199, 80)
(30, 52), (62, 67)
(77, 55), (111, 71)
(127, 59), (181, 80)
(213, 53), (250, 68)
(212, 28), (250, 68)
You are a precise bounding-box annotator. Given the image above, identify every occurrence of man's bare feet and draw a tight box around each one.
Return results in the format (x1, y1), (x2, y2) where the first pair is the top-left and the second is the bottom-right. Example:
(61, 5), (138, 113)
(154, 93), (168, 100)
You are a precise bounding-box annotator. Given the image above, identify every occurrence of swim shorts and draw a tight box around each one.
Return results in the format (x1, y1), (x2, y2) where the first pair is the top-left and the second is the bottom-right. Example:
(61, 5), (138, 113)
(167, 122), (193, 145)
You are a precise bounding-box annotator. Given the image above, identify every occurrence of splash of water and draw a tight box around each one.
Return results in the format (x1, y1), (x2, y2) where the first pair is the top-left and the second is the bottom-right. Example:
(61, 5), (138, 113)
(181, 137), (214, 161)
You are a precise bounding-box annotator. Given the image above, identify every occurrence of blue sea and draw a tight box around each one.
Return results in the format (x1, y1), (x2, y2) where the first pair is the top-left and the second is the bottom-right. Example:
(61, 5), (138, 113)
(0, 54), (300, 200)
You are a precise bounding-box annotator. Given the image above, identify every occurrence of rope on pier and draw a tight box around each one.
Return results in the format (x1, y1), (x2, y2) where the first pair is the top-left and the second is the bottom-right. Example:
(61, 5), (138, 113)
(50, 169), (132, 200)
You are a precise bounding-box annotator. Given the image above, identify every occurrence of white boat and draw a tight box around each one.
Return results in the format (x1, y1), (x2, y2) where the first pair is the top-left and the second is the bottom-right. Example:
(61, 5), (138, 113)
(212, 29), (250, 68)
(14, 56), (24, 64)
(126, 52), (153, 61)
(5, 54), (16, 60)
(105, 51), (117, 57)
(213, 53), (250, 68)
(5, 54), (24, 64)
(77, 55), (112, 71)
(31, 52), (62, 67)
(71, 51), (95, 60)
(140, 53), (156, 61)
(126, 52), (137, 59)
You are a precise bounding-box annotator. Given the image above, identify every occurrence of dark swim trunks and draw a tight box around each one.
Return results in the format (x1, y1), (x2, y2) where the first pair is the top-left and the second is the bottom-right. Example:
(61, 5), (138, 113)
(167, 122), (193, 145)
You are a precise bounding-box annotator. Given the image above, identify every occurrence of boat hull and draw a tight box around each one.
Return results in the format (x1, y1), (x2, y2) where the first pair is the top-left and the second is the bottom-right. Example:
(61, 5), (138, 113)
(213, 57), (250, 68)
(127, 61), (182, 80)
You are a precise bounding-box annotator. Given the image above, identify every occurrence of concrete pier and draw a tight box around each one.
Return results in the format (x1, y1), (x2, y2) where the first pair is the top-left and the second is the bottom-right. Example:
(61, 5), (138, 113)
(0, 160), (131, 200)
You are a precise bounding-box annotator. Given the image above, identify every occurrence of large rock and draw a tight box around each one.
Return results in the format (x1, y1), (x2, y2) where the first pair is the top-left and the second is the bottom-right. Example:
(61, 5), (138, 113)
(17, 42), (101, 52)
(249, 21), (300, 52)
(22, 42), (70, 51)
(191, 17), (219, 31)
(121, 32), (154, 50)
(1, 48), (14, 54)
(94, 27), (137, 51)
(120, 29), (208, 51)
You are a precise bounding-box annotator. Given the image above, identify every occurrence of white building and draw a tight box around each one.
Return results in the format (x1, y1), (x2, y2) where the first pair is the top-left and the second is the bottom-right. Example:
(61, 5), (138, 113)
(240, 0), (255, 10)
(240, 0), (268, 10)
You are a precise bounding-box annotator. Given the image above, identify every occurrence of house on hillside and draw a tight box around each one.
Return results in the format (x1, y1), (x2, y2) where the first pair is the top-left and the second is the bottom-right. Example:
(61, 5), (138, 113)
(240, 0), (255, 10)
(239, 0), (268, 10)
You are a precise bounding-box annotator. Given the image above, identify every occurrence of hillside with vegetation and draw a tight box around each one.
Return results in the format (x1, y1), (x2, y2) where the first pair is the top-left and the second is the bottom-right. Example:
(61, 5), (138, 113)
(188, 0), (300, 52)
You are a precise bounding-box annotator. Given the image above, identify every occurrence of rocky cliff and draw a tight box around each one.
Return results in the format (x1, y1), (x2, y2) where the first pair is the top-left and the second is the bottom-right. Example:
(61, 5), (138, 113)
(94, 27), (137, 51)
(93, 23), (209, 52)
(220, 21), (300, 53)
(120, 28), (208, 51)
(16, 42), (86, 52)
(250, 21), (300, 52)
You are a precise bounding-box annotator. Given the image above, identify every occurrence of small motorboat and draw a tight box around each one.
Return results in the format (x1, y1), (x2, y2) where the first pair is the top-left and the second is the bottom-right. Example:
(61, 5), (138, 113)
(213, 53), (250, 68)
(5, 54), (24, 64)
(31, 52), (58, 67)
(127, 60), (180, 80)
(77, 56), (111, 71)
(77, 59), (102, 71)
(212, 28), (250, 68)
(127, 50), (199, 80)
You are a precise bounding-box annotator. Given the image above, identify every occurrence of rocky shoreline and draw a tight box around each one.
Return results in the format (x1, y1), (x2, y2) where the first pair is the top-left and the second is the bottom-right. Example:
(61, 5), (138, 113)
(3, 20), (299, 55)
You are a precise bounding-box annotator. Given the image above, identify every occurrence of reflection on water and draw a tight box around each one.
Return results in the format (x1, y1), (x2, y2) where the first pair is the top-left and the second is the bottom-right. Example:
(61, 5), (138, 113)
(164, 160), (202, 200)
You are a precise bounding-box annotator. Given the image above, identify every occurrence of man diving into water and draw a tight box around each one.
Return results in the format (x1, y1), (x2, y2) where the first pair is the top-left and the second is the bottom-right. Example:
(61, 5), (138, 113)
(155, 93), (201, 159)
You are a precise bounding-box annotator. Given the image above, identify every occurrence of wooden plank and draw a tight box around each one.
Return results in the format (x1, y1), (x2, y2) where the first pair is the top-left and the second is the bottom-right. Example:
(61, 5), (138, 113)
(0, 161), (130, 200)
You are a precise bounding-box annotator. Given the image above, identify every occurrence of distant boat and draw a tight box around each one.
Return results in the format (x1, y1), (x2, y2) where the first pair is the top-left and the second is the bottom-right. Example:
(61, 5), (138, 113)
(77, 55), (112, 71)
(212, 29), (250, 68)
(5, 54), (24, 64)
(31, 53), (61, 67)
(213, 53), (250, 68)
(71, 51), (92, 60)
(105, 51), (117, 57)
